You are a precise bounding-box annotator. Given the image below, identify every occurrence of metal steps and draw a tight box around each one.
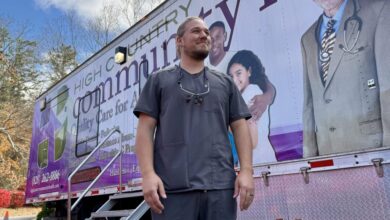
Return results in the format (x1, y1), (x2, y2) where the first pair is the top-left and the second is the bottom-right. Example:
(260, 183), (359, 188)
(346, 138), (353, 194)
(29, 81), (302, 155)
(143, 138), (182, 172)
(121, 200), (149, 220)
(91, 210), (134, 218)
(87, 191), (149, 220)
(109, 191), (143, 200)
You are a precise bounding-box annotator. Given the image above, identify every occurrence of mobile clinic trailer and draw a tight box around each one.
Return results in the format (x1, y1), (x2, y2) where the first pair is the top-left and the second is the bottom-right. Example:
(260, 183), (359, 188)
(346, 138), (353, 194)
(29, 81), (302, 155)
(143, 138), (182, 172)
(25, 0), (390, 219)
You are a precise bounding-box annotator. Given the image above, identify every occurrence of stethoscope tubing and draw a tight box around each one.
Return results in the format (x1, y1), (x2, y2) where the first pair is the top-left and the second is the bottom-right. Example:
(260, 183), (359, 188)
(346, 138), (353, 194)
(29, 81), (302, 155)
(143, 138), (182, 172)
(316, 0), (363, 54)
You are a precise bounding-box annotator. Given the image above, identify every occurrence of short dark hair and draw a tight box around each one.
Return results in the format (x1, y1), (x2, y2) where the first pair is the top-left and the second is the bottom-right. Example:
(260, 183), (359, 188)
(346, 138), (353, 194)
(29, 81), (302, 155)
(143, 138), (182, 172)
(209, 21), (225, 32)
(227, 50), (268, 92)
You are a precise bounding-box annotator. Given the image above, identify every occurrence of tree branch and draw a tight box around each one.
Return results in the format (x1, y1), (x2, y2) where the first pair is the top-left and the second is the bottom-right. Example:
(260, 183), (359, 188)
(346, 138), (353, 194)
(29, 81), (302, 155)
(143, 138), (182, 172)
(5, 115), (30, 131)
(1, 108), (17, 126)
(0, 128), (17, 151)
(0, 128), (25, 160)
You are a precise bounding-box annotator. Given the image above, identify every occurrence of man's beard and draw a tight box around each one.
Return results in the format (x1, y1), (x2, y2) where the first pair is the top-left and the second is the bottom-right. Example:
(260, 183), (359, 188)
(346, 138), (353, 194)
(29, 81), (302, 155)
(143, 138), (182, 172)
(190, 49), (209, 61)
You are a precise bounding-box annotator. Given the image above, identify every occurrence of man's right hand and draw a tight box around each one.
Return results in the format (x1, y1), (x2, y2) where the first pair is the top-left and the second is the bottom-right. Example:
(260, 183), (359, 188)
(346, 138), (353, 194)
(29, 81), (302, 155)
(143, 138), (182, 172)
(142, 172), (167, 214)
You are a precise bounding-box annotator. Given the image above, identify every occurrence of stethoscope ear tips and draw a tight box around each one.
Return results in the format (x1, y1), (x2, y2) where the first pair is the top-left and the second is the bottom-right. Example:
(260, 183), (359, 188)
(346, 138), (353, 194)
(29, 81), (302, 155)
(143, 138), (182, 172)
(193, 96), (203, 105)
(185, 95), (204, 105)
(186, 95), (191, 103)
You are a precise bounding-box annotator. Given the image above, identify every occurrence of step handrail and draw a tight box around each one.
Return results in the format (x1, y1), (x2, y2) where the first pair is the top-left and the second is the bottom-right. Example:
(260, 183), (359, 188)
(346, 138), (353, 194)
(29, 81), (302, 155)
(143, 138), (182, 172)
(67, 128), (123, 220)
(125, 200), (150, 220)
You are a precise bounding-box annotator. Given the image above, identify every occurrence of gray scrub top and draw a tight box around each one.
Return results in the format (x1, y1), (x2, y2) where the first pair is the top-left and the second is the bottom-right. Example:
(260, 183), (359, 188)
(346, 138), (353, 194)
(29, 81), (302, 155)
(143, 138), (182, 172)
(134, 65), (251, 192)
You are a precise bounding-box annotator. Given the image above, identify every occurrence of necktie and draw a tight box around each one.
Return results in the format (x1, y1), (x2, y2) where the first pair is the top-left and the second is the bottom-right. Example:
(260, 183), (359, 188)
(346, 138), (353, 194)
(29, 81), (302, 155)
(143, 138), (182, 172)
(320, 19), (336, 85)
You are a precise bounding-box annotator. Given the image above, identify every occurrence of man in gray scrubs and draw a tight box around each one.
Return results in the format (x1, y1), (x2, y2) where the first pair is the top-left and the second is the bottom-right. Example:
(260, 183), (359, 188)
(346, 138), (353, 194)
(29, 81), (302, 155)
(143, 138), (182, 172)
(134, 16), (254, 220)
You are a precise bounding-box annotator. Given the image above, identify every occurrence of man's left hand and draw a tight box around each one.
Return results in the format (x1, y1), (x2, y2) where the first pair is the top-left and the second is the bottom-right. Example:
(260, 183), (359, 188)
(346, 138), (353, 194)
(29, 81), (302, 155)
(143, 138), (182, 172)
(233, 169), (255, 211)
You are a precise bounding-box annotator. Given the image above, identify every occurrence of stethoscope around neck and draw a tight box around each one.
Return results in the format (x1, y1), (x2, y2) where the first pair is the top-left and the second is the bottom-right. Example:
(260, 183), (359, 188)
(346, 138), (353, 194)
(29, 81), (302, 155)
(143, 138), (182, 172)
(317, 0), (364, 54)
(177, 65), (210, 105)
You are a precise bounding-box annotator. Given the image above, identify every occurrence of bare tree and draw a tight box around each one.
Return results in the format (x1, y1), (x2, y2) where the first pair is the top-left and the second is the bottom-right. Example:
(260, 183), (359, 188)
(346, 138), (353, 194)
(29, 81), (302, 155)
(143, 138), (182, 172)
(83, 1), (122, 52)
(38, 0), (164, 62)
(82, 0), (164, 52)
(39, 10), (85, 60)
(120, 0), (164, 27)
(45, 44), (77, 84)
